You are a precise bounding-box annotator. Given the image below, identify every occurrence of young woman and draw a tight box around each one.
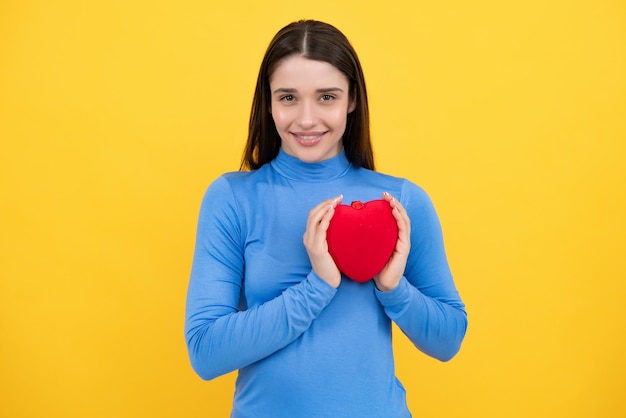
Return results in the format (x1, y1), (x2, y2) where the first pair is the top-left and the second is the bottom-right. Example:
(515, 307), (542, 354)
(185, 20), (467, 417)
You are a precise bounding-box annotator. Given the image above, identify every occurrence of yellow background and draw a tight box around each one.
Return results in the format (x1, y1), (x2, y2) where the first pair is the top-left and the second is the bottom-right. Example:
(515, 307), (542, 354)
(1, 0), (625, 417)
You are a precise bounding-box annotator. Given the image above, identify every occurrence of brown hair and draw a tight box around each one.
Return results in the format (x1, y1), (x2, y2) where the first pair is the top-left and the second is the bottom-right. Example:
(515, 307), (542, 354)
(240, 20), (374, 171)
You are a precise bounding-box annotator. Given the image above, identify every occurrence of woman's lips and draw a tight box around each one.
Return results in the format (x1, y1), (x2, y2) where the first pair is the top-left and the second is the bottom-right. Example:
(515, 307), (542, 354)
(292, 131), (326, 146)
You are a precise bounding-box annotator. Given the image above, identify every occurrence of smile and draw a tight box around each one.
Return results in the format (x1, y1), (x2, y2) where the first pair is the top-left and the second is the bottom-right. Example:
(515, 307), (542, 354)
(292, 132), (326, 146)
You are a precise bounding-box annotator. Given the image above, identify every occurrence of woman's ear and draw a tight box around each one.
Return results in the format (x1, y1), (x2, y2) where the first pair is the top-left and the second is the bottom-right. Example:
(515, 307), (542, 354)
(348, 87), (357, 113)
(348, 98), (357, 114)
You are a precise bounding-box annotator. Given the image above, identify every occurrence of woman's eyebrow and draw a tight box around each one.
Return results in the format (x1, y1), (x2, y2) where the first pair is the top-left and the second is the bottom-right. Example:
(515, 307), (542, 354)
(316, 87), (344, 93)
(272, 87), (345, 94)
(273, 88), (297, 94)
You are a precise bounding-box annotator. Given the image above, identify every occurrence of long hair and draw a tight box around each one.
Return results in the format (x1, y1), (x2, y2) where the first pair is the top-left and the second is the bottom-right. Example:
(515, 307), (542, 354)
(240, 20), (374, 171)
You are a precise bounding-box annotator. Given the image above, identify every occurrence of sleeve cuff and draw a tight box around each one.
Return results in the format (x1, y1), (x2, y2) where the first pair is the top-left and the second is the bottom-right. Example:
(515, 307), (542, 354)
(375, 276), (412, 319)
(307, 271), (339, 298)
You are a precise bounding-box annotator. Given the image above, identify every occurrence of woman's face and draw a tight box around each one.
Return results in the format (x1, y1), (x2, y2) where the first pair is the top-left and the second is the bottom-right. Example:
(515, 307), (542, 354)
(269, 55), (355, 163)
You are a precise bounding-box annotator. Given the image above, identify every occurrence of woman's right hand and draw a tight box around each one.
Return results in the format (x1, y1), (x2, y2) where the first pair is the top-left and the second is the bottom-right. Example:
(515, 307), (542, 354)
(303, 195), (343, 288)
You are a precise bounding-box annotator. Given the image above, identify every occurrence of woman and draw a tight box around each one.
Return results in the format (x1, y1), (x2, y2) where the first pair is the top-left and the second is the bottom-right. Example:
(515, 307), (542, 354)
(185, 20), (467, 417)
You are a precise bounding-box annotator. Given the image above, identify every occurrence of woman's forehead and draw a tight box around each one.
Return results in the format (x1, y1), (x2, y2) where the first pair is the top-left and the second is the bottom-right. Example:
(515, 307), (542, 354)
(269, 56), (349, 90)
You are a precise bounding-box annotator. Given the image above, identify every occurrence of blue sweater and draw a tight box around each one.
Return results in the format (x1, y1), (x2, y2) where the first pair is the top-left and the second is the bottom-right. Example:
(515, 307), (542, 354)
(185, 149), (467, 417)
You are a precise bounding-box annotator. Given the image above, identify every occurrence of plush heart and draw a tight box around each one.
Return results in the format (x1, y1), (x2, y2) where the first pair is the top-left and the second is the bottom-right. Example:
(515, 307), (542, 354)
(326, 199), (399, 282)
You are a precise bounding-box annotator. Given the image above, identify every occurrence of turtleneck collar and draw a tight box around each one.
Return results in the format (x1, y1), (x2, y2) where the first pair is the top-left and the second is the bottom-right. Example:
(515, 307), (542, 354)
(270, 148), (352, 182)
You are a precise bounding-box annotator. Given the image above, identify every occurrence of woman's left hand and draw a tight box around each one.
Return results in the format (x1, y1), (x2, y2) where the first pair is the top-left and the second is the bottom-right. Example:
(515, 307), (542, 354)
(374, 192), (411, 292)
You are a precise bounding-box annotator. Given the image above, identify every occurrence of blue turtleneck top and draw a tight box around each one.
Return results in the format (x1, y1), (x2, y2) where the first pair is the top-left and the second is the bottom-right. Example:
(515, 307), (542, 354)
(185, 149), (467, 418)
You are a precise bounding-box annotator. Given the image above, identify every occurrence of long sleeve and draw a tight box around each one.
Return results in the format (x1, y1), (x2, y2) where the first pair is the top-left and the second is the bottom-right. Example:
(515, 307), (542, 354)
(184, 150), (466, 417)
(184, 176), (337, 380)
(376, 181), (467, 361)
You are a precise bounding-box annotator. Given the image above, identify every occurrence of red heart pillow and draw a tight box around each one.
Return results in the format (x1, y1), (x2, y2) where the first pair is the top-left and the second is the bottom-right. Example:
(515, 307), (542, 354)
(326, 199), (399, 282)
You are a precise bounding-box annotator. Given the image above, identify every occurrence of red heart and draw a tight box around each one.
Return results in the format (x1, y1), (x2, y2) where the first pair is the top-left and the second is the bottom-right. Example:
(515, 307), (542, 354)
(326, 199), (399, 282)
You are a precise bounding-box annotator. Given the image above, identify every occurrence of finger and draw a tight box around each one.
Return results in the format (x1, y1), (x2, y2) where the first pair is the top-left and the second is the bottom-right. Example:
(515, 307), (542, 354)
(318, 203), (336, 230)
(382, 192), (411, 244)
(394, 202), (410, 233)
(309, 195), (342, 218)
(304, 195), (343, 246)
(308, 195), (343, 225)
(382, 192), (407, 223)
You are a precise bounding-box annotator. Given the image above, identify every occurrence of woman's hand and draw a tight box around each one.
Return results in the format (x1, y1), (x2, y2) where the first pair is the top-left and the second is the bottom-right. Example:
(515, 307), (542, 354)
(303, 195), (343, 288)
(374, 192), (411, 292)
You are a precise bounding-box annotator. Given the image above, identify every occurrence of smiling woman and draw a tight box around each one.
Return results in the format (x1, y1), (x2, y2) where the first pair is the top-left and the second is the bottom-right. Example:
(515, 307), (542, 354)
(184, 19), (467, 418)
(241, 20), (374, 171)
(269, 56), (356, 163)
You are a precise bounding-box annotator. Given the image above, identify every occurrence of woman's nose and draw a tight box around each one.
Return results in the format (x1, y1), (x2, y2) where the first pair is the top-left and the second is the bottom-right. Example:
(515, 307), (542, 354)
(296, 101), (316, 127)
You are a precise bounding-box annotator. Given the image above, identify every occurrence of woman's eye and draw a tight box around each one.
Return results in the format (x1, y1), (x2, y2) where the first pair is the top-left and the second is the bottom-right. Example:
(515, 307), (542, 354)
(320, 94), (335, 101)
(280, 95), (295, 102)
